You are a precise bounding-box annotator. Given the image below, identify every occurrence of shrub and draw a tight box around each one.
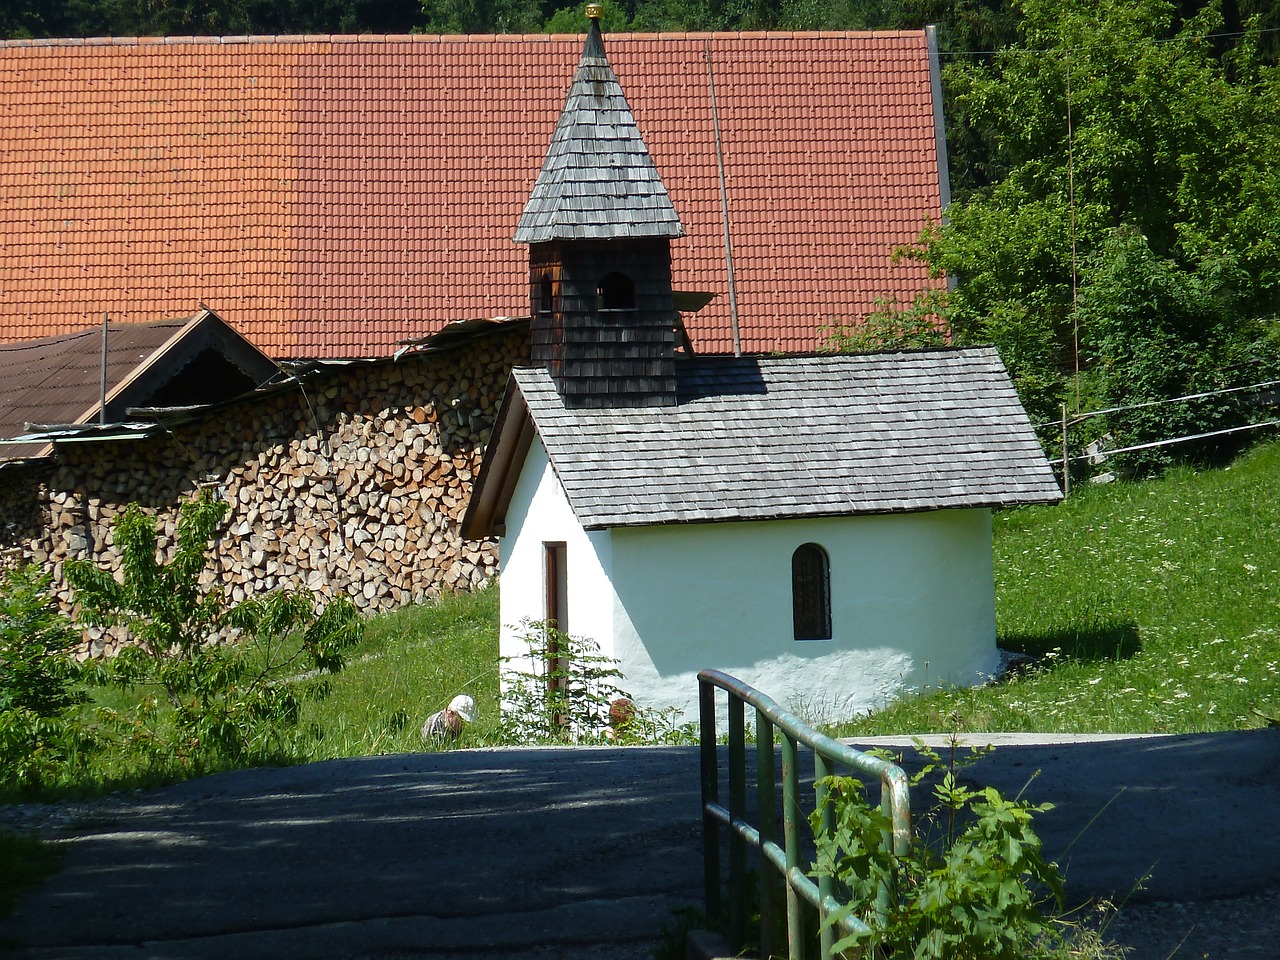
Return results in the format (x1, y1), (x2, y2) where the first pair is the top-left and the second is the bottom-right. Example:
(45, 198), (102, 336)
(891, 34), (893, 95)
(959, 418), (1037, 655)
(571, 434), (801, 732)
(0, 567), (87, 792)
(499, 620), (696, 745)
(67, 493), (363, 771)
(812, 740), (1069, 960)
(500, 620), (628, 743)
(1079, 230), (1265, 474)
(823, 290), (949, 354)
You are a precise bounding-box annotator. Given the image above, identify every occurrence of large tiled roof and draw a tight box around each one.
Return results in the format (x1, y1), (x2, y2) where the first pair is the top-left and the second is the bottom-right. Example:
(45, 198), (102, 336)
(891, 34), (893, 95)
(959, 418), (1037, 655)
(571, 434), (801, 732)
(514, 20), (684, 243)
(0, 32), (945, 360)
(464, 349), (1062, 534)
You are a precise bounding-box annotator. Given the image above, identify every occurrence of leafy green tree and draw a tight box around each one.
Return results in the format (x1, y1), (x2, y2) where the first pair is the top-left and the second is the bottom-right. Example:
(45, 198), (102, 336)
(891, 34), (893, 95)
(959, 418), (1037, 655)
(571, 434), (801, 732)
(886, 0), (1021, 54)
(0, 568), (87, 792)
(0, 0), (427, 39)
(67, 494), (363, 769)
(823, 290), (949, 354)
(543, 0), (629, 31)
(917, 0), (1280, 456)
(1079, 229), (1264, 472)
(419, 0), (541, 33)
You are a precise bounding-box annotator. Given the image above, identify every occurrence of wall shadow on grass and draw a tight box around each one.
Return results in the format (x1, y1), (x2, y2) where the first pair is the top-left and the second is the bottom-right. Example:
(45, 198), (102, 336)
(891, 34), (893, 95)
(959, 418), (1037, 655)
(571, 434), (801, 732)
(999, 618), (1141, 664)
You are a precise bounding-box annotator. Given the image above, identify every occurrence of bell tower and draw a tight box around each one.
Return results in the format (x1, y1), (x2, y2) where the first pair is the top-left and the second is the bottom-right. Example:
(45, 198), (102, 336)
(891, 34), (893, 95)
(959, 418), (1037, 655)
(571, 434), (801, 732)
(514, 5), (685, 408)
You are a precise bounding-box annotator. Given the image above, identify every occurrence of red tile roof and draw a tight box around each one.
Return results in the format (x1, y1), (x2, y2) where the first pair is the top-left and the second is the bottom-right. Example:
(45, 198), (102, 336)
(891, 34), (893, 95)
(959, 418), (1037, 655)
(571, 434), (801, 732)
(0, 33), (946, 359)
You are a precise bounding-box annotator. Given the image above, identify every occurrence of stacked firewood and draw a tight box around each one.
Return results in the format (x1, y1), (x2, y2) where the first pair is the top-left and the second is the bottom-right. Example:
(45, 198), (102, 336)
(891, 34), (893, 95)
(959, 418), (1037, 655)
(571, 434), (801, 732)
(8, 328), (527, 657)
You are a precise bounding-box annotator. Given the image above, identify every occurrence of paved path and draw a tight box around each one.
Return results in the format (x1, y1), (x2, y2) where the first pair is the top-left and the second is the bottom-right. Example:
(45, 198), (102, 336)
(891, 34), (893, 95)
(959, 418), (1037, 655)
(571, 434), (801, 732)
(2, 730), (1278, 960)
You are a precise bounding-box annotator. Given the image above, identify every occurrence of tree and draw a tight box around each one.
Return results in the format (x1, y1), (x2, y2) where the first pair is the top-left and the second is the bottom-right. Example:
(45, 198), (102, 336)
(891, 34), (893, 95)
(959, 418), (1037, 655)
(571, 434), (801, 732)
(916, 0), (1280, 452)
(1078, 230), (1261, 472)
(0, 568), (86, 792)
(419, 0), (541, 33)
(67, 493), (363, 769)
(543, 0), (629, 32)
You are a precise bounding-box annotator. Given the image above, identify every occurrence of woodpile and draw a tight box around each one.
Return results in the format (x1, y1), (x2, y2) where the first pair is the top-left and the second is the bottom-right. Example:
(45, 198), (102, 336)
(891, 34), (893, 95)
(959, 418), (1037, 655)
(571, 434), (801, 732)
(1, 327), (529, 657)
(0, 463), (43, 573)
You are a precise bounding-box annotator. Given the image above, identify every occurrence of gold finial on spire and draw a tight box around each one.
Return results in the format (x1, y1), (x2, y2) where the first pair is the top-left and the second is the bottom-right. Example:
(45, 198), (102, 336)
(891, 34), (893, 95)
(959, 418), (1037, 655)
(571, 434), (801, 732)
(585, 3), (603, 20)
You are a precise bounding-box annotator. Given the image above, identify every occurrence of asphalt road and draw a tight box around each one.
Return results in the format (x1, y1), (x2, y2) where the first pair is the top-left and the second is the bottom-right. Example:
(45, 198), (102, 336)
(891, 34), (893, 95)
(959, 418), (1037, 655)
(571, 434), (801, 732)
(2, 730), (1278, 960)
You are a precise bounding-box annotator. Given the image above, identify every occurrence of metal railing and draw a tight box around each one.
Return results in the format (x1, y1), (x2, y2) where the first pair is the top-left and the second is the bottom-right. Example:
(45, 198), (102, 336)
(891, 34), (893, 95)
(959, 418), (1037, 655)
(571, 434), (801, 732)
(699, 669), (912, 959)
(1033, 377), (1280, 495)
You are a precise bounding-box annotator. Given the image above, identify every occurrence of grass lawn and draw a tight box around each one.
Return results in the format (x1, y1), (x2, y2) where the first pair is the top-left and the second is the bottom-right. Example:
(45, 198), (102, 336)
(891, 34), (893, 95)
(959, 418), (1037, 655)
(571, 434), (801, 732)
(294, 583), (502, 759)
(828, 438), (1280, 737)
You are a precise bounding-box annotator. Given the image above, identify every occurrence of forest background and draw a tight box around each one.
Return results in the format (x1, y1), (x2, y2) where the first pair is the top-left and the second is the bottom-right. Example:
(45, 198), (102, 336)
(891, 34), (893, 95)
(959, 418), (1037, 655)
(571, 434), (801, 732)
(3, 0), (1279, 475)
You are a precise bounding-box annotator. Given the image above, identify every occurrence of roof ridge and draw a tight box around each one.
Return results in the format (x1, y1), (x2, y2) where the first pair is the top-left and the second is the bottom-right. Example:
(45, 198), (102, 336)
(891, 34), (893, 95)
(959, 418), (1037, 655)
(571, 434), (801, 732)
(0, 28), (925, 49)
(0, 317), (192, 352)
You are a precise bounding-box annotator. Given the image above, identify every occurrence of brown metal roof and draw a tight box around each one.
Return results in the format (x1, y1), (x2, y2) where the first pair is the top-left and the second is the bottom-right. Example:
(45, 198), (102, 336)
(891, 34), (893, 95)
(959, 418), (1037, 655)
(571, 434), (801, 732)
(0, 310), (278, 461)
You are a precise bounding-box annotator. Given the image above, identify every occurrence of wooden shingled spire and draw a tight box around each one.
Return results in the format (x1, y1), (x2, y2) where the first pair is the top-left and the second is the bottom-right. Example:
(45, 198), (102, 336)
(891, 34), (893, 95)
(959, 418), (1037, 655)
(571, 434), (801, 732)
(513, 10), (684, 243)
(517, 6), (685, 408)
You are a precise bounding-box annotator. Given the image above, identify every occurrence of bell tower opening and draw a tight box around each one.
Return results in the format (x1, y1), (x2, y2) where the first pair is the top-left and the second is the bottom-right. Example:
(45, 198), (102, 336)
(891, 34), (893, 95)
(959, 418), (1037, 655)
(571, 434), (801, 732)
(596, 272), (635, 311)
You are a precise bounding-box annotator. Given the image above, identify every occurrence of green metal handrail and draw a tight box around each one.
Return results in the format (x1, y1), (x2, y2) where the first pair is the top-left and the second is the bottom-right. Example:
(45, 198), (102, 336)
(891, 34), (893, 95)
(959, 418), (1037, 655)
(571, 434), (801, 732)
(698, 669), (911, 959)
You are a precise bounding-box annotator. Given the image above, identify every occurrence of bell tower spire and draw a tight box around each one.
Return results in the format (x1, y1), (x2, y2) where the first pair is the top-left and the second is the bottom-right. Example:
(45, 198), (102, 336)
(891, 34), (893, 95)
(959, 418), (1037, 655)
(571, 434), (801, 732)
(515, 5), (685, 408)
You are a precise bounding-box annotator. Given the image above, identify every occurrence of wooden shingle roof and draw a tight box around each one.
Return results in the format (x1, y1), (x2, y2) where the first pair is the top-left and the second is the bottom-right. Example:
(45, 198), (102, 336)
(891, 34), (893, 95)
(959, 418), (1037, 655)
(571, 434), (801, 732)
(514, 19), (684, 243)
(464, 348), (1062, 535)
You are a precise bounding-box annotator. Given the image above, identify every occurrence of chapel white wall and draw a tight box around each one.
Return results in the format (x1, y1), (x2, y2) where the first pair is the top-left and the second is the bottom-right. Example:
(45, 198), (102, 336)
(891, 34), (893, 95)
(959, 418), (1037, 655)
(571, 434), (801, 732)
(497, 440), (614, 675)
(499, 447), (1000, 726)
(607, 510), (999, 725)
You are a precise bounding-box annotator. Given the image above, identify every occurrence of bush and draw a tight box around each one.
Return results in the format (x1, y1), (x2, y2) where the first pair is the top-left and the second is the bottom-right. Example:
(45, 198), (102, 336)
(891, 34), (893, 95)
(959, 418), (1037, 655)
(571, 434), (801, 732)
(67, 493), (363, 771)
(1076, 230), (1275, 474)
(500, 620), (628, 743)
(0, 567), (87, 793)
(499, 620), (695, 745)
(823, 290), (949, 354)
(812, 740), (1070, 960)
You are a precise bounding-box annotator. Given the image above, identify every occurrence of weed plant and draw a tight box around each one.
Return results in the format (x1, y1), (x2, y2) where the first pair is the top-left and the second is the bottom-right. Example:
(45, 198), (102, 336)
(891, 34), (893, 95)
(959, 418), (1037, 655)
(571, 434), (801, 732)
(812, 736), (1126, 960)
(829, 437), (1280, 736)
(500, 620), (629, 743)
(499, 620), (697, 744)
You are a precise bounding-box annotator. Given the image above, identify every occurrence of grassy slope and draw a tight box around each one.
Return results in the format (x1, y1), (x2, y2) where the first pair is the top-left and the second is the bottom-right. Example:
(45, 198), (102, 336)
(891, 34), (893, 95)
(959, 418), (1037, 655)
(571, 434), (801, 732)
(829, 438), (1280, 736)
(294, 583), (502, 759)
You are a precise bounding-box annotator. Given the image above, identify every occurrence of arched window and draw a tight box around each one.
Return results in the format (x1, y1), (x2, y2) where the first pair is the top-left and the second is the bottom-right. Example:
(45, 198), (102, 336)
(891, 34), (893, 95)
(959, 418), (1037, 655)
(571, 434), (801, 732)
(792, 543), (832, 640)
(596, 272), (636, 310)
(538, 273), (555, 317)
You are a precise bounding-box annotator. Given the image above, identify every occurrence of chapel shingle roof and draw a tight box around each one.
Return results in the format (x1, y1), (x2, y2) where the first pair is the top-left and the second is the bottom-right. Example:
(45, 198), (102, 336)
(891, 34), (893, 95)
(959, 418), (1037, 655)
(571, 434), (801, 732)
(514, 19), (684, 244)
(0, 32), (945, 359)
(469, 348), (1062, 533)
